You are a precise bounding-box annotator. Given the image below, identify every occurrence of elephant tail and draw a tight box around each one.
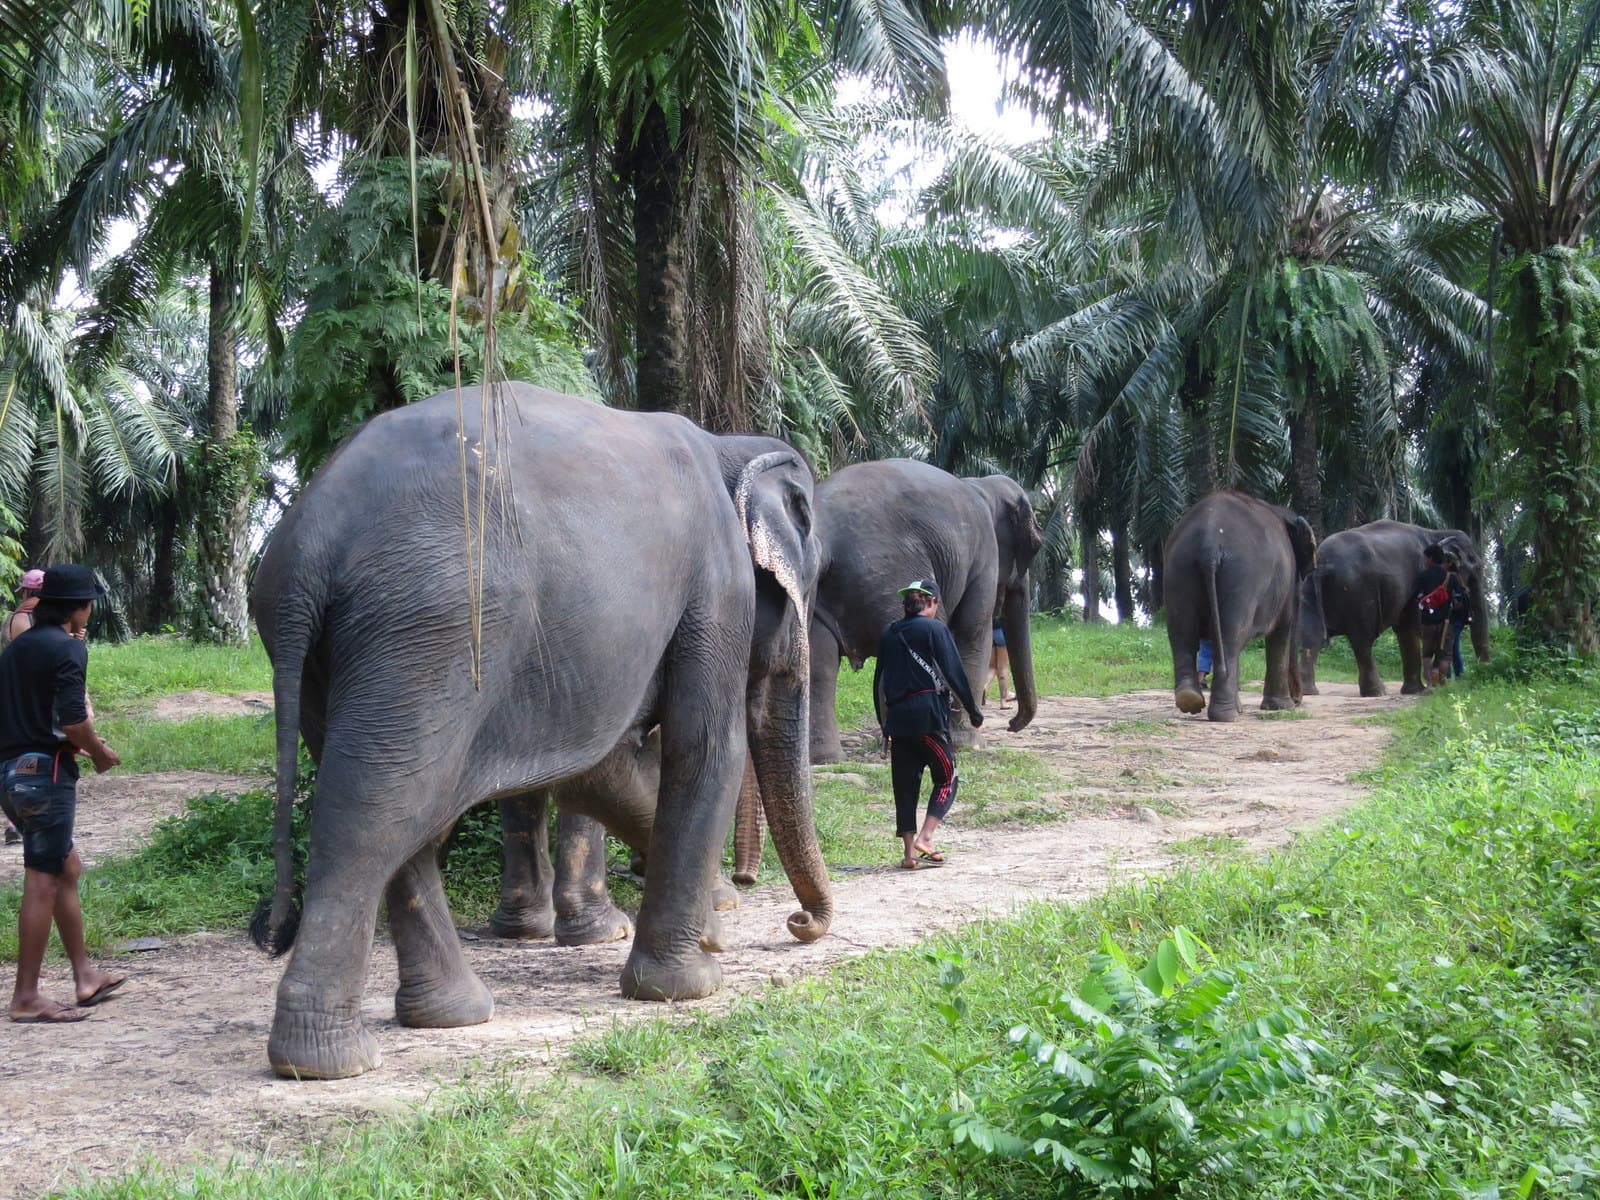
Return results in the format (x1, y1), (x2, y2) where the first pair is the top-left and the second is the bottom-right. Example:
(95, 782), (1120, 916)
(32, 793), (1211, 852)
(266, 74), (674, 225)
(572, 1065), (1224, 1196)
(251, 598), (323, 957)
(1204, 549), (1227, 684)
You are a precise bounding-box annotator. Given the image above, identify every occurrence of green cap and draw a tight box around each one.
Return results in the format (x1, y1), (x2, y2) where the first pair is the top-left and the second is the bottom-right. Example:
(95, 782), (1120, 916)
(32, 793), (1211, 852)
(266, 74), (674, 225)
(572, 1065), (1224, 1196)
(897, 579), (940, 599)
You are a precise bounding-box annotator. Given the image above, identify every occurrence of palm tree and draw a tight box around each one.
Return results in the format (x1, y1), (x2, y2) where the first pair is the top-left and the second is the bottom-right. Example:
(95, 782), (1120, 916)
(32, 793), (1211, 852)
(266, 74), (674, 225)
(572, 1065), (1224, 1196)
(1381, 0), (1600, 650)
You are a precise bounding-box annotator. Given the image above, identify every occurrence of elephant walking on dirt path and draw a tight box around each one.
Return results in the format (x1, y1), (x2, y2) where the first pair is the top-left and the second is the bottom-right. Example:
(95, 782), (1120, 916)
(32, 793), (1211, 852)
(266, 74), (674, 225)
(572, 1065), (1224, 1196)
(1164, 491), (1317, 722)
(251, 384), (830, 1080)
(807, 460), (1041, 764)
(1299, 521), (1491, 696)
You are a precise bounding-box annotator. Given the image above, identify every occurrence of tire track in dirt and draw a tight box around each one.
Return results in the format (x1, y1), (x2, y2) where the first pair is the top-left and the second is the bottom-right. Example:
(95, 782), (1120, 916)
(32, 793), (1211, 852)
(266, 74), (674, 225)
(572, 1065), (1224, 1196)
(0, 681), (1409, 1198)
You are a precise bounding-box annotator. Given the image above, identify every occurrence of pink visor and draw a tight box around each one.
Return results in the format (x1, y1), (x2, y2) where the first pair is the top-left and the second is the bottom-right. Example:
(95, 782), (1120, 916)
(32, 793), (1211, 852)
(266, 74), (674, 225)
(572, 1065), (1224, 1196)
(19, 569), (44, 590)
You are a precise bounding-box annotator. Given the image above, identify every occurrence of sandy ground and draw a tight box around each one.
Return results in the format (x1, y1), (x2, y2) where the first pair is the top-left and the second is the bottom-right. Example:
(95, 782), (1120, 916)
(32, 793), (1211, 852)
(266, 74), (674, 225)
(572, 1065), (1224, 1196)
(0, 681), (1409, 1198)
(139, 690), (275, 721)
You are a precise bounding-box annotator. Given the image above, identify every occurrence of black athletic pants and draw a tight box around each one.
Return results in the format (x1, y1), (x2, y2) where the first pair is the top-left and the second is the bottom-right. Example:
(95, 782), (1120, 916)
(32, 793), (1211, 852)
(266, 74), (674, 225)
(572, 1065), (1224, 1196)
(890, 732), (958, 836)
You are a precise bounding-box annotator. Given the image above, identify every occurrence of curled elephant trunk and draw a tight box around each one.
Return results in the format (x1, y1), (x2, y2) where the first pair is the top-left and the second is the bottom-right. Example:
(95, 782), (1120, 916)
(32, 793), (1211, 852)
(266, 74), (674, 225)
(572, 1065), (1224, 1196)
(1000, 580), (1037, 732)
(749, 676), (833, 943)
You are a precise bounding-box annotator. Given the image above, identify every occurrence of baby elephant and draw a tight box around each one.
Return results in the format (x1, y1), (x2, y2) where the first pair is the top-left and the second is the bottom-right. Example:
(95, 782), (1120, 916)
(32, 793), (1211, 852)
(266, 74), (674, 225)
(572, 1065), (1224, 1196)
(1164, 491), (1317, 721)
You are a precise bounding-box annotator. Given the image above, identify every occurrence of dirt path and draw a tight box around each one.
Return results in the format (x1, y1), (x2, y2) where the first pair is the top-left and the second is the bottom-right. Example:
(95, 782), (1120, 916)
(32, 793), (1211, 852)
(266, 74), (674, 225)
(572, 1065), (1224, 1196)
(0, 682), (1408, 1198)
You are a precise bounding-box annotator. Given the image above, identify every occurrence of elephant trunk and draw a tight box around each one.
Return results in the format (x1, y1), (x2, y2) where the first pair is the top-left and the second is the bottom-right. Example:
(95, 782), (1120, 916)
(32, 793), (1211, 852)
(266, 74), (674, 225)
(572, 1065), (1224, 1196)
(1001, 579), (1037, 732)
(731, 757), (763, 885)
(749, 676), (833, 943)
(1470, 582), (1492, 662)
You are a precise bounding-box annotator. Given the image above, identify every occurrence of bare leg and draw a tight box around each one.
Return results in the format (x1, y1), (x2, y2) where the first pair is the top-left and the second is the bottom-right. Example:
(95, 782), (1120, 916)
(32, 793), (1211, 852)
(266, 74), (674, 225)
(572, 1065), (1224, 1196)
(9, 869), (82, 1021)
(53, 850), (123, 1003)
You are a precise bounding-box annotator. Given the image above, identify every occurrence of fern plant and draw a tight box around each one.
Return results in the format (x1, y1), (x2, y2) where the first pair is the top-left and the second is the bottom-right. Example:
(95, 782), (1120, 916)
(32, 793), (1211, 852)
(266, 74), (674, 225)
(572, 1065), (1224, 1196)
(947, 928), (1330, 1198)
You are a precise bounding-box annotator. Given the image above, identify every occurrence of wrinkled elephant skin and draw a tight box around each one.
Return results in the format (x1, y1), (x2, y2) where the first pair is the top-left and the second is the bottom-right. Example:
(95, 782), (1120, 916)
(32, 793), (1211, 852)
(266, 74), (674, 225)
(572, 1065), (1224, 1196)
(251, 384), (832, 1080)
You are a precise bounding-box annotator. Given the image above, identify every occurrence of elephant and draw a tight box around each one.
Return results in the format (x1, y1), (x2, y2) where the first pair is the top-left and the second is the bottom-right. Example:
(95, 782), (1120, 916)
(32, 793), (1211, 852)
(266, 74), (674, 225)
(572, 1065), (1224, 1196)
(807, 460), (1042, 764)
(250, 383), (831, 1080)
(485, 730), (759, 946)
(1165, 491), (1317, 721)
(1298, 521), (1491, 696)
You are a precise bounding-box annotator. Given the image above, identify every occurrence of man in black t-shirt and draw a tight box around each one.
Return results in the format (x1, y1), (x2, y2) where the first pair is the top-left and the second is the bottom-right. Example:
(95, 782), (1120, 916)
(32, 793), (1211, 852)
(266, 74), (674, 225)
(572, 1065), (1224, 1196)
(872, 580), (982, 870)
(0, 564), (124, 1023)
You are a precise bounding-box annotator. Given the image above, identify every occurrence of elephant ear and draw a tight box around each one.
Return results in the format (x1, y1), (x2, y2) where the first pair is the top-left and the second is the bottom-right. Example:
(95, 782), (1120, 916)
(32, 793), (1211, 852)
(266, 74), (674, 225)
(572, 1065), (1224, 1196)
(734, 450), (816, 670)
(1283, 513), (1318, 578)
(1439, 532), (1481, 575)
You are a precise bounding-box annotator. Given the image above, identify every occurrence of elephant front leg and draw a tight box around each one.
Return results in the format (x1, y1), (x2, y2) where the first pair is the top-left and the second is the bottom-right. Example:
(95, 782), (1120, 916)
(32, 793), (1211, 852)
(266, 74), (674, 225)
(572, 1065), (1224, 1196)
(389, 844), (494, 1029)
(621, 643), (742, 1002)
(1299, 643), (1321, 696)
(1396, 626), (1426, 694)
(553, 810), (632, 946)
(487, 792), (555, 939)
(807, 620), (847, 764)
(1260, 625), (1296, 711)
(1353, 634), (1390, 696)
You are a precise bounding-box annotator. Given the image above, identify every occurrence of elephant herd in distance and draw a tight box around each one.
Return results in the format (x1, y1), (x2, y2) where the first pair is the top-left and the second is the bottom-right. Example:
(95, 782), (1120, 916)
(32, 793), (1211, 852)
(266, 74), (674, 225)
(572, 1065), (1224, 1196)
(1163, 491), (1491, 723)
(248, 384), (1486, 1080)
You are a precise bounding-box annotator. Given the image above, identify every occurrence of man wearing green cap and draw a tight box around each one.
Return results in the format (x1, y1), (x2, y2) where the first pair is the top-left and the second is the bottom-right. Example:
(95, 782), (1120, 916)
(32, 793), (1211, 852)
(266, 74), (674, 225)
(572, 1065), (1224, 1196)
(872, 579), (982, 870)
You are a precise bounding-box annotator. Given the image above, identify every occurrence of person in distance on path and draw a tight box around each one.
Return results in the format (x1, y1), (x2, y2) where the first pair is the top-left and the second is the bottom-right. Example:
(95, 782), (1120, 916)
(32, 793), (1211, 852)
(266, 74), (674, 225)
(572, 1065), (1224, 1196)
(0, 565), (125, 1023)
(873, 579), (982, 870)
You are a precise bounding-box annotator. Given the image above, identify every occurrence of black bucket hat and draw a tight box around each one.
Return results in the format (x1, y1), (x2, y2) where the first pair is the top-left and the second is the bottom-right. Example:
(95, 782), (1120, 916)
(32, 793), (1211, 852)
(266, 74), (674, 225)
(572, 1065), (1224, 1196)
(41, 564), (106, 602)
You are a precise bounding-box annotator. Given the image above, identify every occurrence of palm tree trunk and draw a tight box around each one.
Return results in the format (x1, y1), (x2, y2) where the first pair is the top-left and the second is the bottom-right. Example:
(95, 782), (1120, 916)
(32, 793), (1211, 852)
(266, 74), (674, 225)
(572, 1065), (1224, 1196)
(631, 99), (688, 416)
(191, 262), (251, 644)
(1111, 524), (1134, 623)
(1147, 541), (1165, 614)
(149, 487), (180, 629)
(1287, 394), (1324, 536)
(1080, 516), (1102, 623)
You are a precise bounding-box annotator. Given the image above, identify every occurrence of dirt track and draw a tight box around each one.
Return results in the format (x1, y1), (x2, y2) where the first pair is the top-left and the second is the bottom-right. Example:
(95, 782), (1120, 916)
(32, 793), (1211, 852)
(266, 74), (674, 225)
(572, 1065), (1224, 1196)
(0, 681), (1408, 1198)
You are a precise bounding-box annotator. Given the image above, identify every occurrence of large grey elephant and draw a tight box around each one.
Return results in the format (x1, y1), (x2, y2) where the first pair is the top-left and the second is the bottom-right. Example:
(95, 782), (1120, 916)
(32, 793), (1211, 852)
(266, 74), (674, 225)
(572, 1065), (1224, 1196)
(1165, 491), (1317, 721)
(251, 384), (830, 1080)
(1299, 521), (1491, 696)
(808, 460), (1042, 763)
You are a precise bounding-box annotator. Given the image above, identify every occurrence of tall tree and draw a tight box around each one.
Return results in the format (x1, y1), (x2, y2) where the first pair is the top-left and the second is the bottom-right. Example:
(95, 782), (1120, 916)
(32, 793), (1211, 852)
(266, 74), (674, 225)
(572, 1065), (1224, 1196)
(1382, 0), (1600, 651)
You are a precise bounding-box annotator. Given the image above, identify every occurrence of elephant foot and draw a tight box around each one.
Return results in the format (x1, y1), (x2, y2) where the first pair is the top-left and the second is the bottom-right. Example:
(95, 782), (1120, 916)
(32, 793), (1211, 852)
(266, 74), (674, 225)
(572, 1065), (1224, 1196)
(1398, 680), (1424, 696)
(1260, 693), (1295, 712)
(1206, 703), (1239, 723)
(555, 903), (632, 947)
(712, 877), (740, 911)
(394, 970), (494, 1029)
(952, 726), (980, 750)
(486, 902), (555, 940)
(700, 911), (727, 953)
(268, 1005), (382, 1080)
(620, 946), (723, 1001)
(809, 739), (845, 766)
(1302, 682), (1320, 696)
(1175, 685), (1205, 714)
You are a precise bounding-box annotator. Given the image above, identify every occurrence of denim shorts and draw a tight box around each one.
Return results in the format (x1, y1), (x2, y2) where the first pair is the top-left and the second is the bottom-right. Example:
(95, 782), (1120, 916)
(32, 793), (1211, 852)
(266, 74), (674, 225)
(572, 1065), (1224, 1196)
(0, 752), (75, 875)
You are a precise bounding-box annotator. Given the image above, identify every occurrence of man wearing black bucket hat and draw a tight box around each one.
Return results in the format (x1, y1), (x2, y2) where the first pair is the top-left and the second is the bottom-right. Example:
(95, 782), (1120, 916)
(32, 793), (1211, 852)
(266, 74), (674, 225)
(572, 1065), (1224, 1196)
(0, 564), (124, 1023)
(872, 579), (982, 871)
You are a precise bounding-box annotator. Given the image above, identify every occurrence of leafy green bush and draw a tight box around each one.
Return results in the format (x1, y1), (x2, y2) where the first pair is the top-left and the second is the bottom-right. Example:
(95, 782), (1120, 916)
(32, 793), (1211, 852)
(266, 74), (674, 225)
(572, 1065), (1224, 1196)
(943, 930), (1329, 1198)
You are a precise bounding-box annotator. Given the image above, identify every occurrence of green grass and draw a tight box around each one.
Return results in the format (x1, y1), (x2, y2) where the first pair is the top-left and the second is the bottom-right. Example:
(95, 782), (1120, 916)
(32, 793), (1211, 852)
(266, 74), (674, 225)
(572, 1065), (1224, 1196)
(831, 616), (1409, 736)
(89, 634), (272, 712)
(95, 713), (275, 774)
(61, 669), (1600, 1200)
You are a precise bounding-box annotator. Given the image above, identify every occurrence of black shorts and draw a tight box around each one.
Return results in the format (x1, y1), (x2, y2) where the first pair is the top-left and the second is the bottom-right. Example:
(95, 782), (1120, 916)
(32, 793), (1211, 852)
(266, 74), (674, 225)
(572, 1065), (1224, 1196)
(0, 752), (76, 875)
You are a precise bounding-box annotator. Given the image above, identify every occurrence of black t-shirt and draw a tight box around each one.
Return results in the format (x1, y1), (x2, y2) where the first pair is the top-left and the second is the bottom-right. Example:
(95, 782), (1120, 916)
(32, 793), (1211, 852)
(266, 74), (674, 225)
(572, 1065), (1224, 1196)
(0, 624), (89, 777)
(872, 615), (981, 738)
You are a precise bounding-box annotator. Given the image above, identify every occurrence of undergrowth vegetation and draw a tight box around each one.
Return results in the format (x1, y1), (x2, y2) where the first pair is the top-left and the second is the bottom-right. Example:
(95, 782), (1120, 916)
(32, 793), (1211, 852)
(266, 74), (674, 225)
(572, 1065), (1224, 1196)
(63, 671), (1600, 1198)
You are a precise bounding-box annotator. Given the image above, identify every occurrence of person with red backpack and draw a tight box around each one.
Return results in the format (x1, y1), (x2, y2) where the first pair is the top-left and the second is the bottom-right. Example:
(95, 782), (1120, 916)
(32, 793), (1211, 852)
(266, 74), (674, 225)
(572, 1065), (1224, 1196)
(1414, 544), (1452, 685)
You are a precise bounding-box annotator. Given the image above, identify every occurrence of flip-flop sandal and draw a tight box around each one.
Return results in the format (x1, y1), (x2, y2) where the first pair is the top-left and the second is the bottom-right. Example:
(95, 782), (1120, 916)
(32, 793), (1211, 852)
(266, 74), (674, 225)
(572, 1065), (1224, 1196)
(915, 849), (947, 863)
(77, 978), (126, 1007)
(11, 1005), (90, 1024)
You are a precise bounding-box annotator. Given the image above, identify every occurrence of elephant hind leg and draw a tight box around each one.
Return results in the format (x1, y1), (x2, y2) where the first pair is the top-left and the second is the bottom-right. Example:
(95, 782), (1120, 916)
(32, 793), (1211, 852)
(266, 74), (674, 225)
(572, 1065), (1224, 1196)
(553, 811), (631, 947)
(1260, 624), (1296, 710)
(389, 843), (494, 1029)
(487, 791), (555, 940)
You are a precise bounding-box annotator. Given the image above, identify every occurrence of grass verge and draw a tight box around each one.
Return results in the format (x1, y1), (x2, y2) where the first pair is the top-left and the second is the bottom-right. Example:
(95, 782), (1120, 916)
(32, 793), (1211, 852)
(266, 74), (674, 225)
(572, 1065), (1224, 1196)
(89, 635), (273, 711)
(62, 672), (1600, 1199)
